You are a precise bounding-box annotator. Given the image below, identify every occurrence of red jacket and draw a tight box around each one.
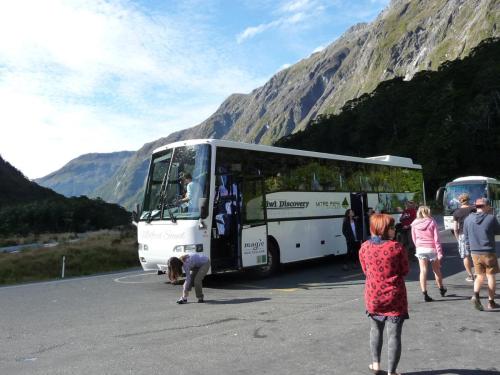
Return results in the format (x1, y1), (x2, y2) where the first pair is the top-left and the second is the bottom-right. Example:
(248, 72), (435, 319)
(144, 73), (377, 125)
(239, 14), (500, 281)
(359, 240), (409, 316)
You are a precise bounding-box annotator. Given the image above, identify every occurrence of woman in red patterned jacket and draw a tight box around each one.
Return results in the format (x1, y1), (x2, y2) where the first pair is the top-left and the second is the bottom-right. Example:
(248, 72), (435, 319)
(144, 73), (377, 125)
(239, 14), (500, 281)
(359, 214), (409, 375)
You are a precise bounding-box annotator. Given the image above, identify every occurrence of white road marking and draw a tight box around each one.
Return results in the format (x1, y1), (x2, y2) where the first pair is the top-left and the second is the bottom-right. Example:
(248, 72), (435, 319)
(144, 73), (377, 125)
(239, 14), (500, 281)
(0, 269), (144, 289)
(114, 272), (158, 283)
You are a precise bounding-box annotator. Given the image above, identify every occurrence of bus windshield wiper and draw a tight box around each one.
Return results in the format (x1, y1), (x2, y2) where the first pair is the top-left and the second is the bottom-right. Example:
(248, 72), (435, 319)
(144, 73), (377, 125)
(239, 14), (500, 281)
(146, 209), (161, 223)
(163, 203), (177, 223)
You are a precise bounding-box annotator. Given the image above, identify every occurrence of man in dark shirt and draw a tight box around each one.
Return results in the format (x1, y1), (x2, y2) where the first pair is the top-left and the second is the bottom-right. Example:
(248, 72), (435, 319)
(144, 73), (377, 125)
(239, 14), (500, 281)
(452, 193), (476, 282)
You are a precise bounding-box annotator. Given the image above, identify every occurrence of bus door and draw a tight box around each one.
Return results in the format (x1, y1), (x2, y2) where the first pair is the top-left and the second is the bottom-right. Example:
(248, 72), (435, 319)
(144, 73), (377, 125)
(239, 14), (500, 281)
(240, 177), (268, 268)
(211, 174), (241, 272)
(350, 192), (368, 241)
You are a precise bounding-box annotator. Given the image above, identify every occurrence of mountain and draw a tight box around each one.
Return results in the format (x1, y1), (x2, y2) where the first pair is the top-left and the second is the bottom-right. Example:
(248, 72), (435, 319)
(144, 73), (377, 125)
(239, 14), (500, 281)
(92, 140), (166, 210)
(35, 151), (134, 198)
(171, 0), (499, 144)
(0, 156), (131, 235)
(276, 38), (500, 195)
(40, 0), (500, 209)
(0, 155), (61, 207)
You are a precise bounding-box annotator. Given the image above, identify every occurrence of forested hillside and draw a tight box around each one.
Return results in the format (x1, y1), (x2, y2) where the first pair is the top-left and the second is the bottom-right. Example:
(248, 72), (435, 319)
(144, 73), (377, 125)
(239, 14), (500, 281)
(276, 38), (500, 195)
(0, 156), (60, 206)
(0, 156), (131, 235)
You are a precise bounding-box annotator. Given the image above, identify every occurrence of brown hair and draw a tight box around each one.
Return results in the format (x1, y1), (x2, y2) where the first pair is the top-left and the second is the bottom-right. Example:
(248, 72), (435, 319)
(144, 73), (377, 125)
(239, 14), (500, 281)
(458, 193), (470, 204)
(369, 213), (395, 240)
(167, 257), (183, 282)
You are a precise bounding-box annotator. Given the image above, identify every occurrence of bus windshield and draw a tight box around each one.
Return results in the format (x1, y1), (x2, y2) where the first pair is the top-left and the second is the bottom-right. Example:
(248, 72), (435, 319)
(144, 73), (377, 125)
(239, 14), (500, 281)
(444, 183), (487, 213)
(141, 144), (211, 221)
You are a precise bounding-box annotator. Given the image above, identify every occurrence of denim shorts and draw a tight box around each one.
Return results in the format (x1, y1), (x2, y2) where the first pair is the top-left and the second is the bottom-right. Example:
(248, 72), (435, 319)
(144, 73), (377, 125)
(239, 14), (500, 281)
(457, 234), (470, 258)
(415, 247), (438, 261)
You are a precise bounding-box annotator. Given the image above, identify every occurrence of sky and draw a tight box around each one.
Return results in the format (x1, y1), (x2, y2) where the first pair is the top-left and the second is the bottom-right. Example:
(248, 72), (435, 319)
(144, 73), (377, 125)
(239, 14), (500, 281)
(0, 0), (389, 179)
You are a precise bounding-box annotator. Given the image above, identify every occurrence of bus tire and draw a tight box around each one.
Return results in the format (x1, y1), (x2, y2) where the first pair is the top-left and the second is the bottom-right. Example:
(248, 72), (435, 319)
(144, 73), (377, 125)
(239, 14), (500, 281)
(258, 239), (280, 277)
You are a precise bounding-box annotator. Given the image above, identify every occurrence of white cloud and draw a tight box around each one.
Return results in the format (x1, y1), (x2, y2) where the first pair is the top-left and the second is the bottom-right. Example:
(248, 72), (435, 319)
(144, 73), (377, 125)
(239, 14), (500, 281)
(237, 21), (277, 43)
(312, 45), (325, 54)
(237, 0), (325, 43)
(281, 0), (313, 13)
(0, 0), (265, 178)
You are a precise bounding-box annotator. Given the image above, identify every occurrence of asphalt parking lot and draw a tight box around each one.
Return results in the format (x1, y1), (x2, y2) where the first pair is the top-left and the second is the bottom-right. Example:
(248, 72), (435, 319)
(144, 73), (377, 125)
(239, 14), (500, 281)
(0, 232), (499, 375)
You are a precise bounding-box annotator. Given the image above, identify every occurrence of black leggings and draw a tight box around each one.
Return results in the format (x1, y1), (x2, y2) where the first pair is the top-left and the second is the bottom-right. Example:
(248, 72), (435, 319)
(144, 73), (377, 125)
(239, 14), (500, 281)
(347, 240), (361, 262)
(369, 317), (404, 373)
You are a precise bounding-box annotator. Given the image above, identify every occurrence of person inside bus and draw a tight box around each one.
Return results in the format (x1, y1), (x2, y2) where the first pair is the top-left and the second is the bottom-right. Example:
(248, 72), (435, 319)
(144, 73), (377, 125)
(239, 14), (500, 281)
(342, 208), (363, 270)
(452, 193), (476, 282)
(178, 173), (193, 208)
(411, 206), (447, 302)
(178, 172), (202, 213)
(359, 213), (409, 375)
(167, 253), (210, 304)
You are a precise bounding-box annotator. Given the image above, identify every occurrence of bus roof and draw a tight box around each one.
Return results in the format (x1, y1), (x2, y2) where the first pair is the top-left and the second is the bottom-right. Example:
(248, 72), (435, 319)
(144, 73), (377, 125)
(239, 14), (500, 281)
(152, 139), (422, 169)
(448, 176), (500, 185)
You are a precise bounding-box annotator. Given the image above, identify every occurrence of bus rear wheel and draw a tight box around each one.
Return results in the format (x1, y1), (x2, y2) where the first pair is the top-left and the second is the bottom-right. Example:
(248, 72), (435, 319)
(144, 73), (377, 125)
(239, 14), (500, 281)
(258, 240), (279, 277)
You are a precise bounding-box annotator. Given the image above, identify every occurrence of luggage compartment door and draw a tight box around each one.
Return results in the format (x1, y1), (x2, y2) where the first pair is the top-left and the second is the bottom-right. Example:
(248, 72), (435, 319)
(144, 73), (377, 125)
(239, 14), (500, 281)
(240, 177), (268, 268)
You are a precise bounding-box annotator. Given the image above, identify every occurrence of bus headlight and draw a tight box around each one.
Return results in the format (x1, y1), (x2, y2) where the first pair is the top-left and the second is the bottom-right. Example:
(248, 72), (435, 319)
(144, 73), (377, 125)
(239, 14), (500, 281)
(173, 244), (203, 253)
(138, 243), (148, 251)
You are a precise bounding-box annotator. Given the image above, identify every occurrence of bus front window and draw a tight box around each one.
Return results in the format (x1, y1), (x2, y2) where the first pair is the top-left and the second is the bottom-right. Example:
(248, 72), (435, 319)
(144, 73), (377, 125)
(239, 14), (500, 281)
(141, 144), (211, 221)
(444, 183), (486, 213)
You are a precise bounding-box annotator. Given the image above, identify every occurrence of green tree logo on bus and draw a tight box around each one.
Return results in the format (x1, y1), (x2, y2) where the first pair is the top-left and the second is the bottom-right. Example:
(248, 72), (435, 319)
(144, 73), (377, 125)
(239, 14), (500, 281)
(342, 197), (349, 209)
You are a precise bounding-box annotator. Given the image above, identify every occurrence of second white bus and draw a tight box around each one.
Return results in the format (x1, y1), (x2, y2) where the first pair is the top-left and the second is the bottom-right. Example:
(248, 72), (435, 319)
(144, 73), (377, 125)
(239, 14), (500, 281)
(436, 176), (500, 232)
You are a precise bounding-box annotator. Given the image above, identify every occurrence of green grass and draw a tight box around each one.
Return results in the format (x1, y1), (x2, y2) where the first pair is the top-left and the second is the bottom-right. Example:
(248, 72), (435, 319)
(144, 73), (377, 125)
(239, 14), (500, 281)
(0, 232), (79, 247)
(0, 228), (139, 285)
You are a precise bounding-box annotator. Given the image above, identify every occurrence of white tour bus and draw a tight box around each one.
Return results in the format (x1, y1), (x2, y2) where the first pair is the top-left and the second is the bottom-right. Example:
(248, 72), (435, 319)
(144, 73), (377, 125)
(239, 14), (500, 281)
(135, 139), (424, 275)
(436, 176), (500, 232)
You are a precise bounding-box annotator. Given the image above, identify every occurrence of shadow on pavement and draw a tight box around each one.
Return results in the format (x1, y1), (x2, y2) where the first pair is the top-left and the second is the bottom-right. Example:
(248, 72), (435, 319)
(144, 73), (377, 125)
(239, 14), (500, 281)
(205, 254), (365, 290)
(403, 369), (499, 375)
(204, 238), (498, 292)
(204, 297), (270, 304)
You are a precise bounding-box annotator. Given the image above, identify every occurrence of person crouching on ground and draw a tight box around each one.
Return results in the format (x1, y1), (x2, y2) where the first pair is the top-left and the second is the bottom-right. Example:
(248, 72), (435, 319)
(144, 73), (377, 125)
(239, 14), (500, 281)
(411, 205), (447, 302)
(167, 253), (210, 304)
(359, 214), (409, 375)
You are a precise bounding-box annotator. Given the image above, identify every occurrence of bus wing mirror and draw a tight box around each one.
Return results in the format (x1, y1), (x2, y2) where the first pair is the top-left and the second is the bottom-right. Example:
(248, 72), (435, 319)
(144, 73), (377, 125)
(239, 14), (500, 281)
(199, 198), (208, 219)
(435, 187), (445, 207)
(132, 203), (141, 226)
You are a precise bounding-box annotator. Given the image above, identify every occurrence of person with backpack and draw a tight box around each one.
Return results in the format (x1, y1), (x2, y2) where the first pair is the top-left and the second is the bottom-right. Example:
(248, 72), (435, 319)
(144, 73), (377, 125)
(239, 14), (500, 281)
(452, 193), (476, 282)
(464, 198), (500, 311)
